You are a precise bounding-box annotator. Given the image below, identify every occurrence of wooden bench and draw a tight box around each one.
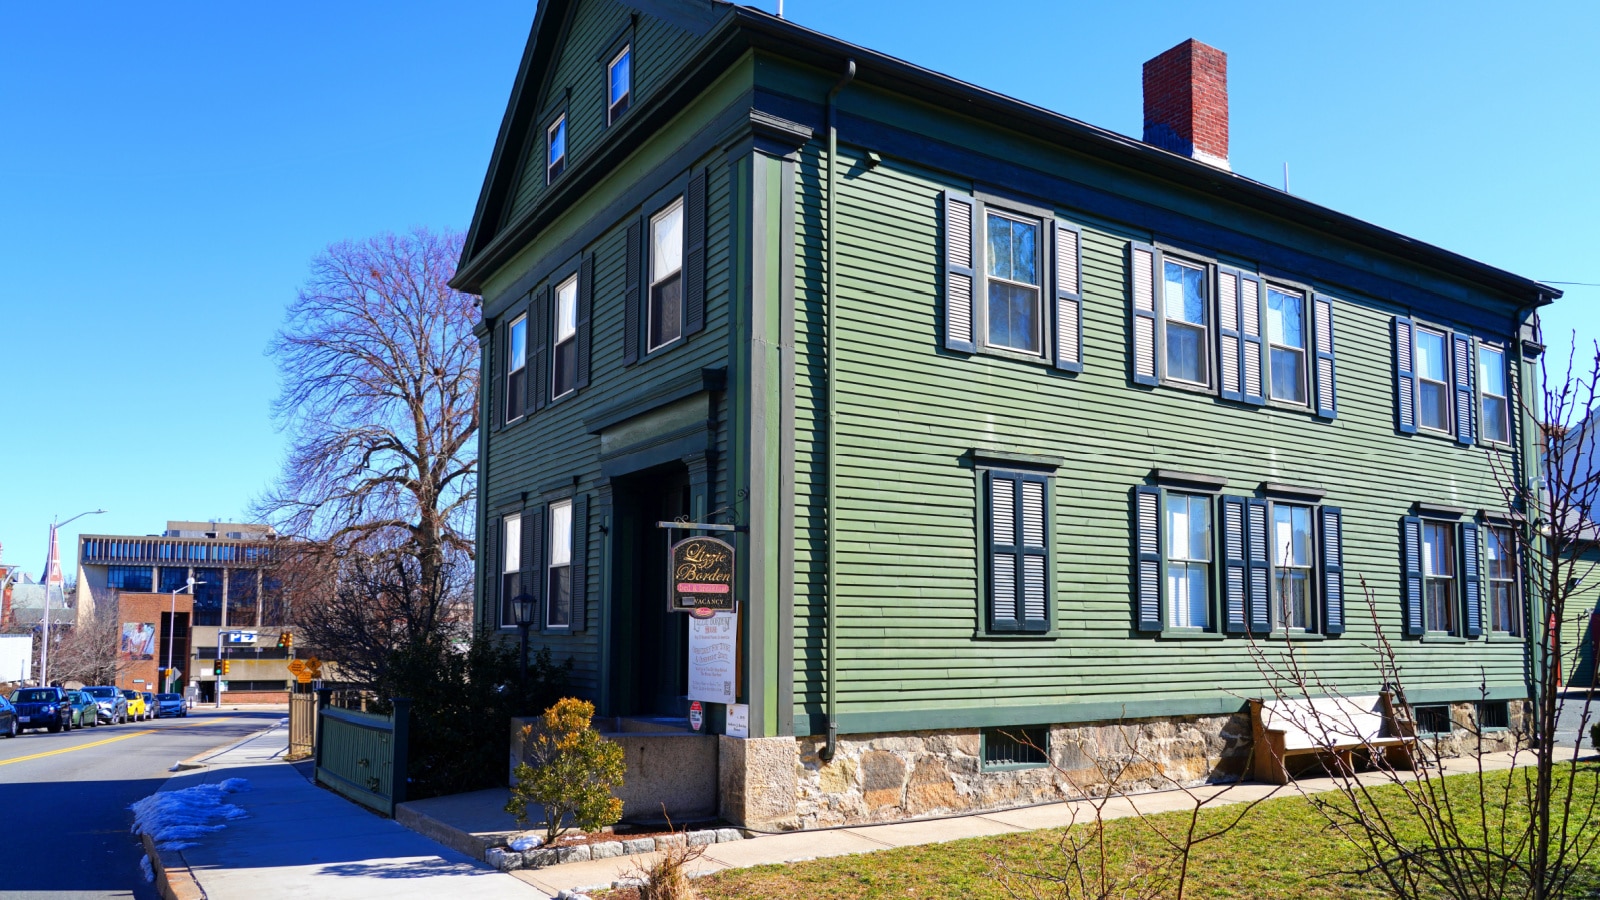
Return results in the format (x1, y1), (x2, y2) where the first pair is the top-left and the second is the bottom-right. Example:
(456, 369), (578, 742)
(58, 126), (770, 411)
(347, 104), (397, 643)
(1249, 693), (1416, 785)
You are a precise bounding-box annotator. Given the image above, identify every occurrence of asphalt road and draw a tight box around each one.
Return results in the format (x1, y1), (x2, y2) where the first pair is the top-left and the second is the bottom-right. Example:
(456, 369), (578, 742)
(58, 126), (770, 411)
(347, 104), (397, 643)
(0, 706), (285, 900)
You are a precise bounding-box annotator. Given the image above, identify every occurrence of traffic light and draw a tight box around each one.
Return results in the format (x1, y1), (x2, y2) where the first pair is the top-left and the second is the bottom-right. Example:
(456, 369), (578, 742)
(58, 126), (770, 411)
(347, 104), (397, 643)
(222, 660), (231, 676)
(277, 632), (293, 650)
(213, 660), (223, 676)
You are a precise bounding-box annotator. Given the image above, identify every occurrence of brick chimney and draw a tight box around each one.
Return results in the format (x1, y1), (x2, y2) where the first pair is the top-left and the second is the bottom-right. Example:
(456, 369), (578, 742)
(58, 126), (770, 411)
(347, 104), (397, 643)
(1142, 39), (1229, 170)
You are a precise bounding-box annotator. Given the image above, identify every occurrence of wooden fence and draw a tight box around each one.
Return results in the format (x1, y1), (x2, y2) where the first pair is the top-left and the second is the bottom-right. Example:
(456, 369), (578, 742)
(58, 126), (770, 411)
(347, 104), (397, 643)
(314, 696), (411, 816)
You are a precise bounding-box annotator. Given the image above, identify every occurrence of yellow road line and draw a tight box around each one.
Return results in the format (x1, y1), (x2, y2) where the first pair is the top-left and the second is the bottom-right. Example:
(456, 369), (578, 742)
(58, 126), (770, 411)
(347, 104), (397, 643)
(0, 717), (236, 766)
(0, 729), (156, 766)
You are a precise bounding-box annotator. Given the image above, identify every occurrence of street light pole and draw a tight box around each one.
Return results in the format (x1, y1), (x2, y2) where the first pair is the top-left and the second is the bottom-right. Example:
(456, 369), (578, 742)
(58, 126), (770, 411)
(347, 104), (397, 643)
(40, 509), (106, 686)
(167, 577), (202, 694)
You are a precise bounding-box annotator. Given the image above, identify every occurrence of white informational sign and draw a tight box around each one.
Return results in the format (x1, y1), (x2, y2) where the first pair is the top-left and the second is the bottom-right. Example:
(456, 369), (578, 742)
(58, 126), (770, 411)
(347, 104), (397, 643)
(225, 631), (258, 644)
(0, 634), (32, 684)
(686, 612), (737, 705)
(218, 680), (229, 692)
(725, 703), (749, 739)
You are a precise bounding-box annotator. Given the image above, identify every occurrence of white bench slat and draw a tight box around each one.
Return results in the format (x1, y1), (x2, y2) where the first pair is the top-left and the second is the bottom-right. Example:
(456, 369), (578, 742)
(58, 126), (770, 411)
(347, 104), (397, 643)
(1258, 695), (1387, 752)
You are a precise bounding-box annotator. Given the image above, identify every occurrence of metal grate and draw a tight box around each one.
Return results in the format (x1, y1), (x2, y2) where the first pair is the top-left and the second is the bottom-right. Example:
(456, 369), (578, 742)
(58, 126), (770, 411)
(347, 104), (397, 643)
(983, 726), (1049, 769)
(1414, 704), (1452, 735)
(1478, 701), (1510, 730)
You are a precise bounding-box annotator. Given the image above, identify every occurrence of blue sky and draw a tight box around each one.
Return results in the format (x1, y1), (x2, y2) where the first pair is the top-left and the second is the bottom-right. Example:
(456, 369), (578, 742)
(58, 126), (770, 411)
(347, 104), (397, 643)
(2, 1), (1594, 578)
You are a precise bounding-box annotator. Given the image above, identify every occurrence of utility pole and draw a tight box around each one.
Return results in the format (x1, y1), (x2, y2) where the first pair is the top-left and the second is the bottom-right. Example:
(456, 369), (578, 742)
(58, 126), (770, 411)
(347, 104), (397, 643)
(40, 509), (105, 686)
(167, 577), (201, 693)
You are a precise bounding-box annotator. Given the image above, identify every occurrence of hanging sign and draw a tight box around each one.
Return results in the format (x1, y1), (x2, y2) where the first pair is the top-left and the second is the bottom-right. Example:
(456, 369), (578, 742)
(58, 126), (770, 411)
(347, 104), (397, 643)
(669, 536), (736, 616)
(687, 612), (737, 705)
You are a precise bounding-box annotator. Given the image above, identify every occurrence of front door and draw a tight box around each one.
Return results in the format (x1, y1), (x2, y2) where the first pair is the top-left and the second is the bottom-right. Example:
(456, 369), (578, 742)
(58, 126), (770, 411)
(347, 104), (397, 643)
(609, 463), (691, 718)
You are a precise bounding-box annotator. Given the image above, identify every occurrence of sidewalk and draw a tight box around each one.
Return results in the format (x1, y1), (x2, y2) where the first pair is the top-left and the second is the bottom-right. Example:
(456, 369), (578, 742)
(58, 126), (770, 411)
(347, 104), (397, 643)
(146, 723), (549, 899)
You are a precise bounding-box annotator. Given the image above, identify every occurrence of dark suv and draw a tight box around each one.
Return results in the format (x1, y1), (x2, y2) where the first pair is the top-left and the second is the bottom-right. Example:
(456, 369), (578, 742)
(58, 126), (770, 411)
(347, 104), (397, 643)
(10, 687), (72, 733)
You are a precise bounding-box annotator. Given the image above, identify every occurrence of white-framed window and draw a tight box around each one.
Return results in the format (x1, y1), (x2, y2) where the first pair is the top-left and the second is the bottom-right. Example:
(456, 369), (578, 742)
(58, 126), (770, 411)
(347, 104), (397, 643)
(1422, 520), (1457, 633)
(546, 500), (573, 629)
(506, 315), (527, 423)
(1164, 493), (1211, 629)
(500, 514), (522, 627)
(546, 114), (567, 183)
(648, 198), (684, 351)
(1266, 285), (1308, 405)
(607, 45), (632, 123)
(1163, 259), (1209, 386)
(1415, 327), (1451, 433)
(1479, 345), (1511, 444)
(1486, 524), (1520, 635)
(1271, 503), (1315, 629)
(983, 211), (1042, 354)
(552, 275), (578, 399)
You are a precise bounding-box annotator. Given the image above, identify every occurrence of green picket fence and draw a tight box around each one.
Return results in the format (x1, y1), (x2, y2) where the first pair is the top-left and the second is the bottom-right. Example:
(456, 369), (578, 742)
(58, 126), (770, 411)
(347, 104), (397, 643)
(314, 697), (411, 816)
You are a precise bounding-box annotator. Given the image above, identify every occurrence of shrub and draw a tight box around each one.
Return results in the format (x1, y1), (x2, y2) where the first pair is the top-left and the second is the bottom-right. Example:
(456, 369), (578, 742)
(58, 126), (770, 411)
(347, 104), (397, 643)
(376, 630), (570, 799)
(506, 697), (625, 843)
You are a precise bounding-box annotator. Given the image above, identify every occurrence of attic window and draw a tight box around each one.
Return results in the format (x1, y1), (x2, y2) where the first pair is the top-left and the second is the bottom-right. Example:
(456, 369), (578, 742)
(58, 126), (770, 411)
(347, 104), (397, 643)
(547, 114), (567, 183)
(608, 45), (632, 123)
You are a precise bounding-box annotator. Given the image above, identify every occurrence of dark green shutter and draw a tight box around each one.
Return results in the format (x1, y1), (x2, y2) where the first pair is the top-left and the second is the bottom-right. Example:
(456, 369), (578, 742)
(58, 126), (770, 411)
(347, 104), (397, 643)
(1239, 274), (1266, 405)
(988, 472), (1020, 632)
(1401, 516), (1425, 636)
(485, 515), (501, 626)
(1018, 473), (1050, 632)
(1395, 317), (1418, 434)
(493, 320), (507, 431)
(529, 287), (549, 413)
(1134, 485), (1163, 632)
(684, 170), (707, 336)
(1220, 495), (1248, 633)
(623, 219), (642, 365)
(1461, 522), (1482, 638)
(1452, 331), (1475, 445)
(575, 254), (593, 389)
(942, 191), (978, 353)
(1320, 506), (1345, 635)
(1053, 220), (1083, 373)
(1129, 242), (1159, 386)
(1312, 294), (1338, 420)
(571, 495), (589, 632)
(1246, 498), (1271, 632)
(1216, 267), (1244, 402)
(528, 506), (546, 630)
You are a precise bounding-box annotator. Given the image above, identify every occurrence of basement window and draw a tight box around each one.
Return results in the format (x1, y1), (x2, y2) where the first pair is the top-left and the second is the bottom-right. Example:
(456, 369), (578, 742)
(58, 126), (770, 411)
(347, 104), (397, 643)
(1477, 701), (1510, 731)
(1414, 704), (1452, 735)
(981, 726), (1049, 771)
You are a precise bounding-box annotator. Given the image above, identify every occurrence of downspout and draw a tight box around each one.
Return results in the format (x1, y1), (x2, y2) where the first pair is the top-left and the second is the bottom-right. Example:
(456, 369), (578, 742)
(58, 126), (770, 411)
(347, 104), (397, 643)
(1513, 300), (1548, 737)
(822, 59), (856, 762)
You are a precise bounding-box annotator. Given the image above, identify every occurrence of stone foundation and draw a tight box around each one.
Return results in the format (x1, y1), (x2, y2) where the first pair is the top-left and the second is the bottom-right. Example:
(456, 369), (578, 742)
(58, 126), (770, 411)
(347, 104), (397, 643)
(1424, 699), (1530, 757)
(791, 712), (1253, 829)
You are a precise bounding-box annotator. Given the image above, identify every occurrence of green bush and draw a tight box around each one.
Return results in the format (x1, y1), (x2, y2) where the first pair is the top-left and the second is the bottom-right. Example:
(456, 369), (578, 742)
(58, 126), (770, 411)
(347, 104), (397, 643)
(1591, 720), (1600, 752)
(506, 697), (626, 843)
(376, 630), (570, 800)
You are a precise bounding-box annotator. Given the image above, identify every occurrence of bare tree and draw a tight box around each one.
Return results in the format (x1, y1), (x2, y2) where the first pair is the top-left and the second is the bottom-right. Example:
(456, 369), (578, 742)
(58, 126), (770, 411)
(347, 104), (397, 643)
(1246, 338), (1600, 900)
(257, 227), (479, 590)
(276, 542), (470, 689)
(50, 599), (131, 687)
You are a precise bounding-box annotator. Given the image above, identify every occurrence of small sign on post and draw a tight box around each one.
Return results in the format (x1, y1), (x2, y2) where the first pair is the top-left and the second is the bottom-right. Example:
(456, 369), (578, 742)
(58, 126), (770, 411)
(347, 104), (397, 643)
(726, 703), (749, 739)
(669, 536), (736, 617)
(688, 700), (704, 733)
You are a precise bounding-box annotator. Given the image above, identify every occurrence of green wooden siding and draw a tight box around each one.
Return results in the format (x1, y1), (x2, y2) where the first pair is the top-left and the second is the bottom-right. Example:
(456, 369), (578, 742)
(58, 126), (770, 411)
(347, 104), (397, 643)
(790, 138), (1531, 731)
(508, 1), (708, 224)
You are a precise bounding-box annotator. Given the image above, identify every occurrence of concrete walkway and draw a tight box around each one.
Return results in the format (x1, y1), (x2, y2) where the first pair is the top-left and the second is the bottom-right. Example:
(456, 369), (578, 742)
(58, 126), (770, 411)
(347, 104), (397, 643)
(150, 723), (549, 899)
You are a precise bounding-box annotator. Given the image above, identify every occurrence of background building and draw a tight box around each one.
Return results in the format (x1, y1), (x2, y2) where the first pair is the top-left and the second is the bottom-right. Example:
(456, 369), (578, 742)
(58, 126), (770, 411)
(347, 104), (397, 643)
(77, 521), (294, 702)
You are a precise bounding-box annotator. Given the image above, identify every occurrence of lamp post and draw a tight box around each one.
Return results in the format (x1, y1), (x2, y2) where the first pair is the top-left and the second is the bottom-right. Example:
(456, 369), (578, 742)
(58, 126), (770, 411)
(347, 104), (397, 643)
(41, 509), (106, 687)
(512, 593), (535, 681)
(166, 577), (202, 693)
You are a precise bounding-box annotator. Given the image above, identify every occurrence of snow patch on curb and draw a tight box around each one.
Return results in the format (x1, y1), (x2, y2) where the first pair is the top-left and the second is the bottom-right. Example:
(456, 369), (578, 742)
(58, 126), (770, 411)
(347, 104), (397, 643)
(130, 778), (252, 851)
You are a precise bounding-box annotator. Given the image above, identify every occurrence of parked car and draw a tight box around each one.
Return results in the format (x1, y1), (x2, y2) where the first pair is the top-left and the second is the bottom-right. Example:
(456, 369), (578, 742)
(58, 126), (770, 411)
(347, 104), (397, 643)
(83, 686), (128, 724)
(64, 691), (99, 729)
(153, 693), (187, 718)
(121, 690), (148, 721)
(141, 692), (155, 717)
(10, 687), (72, 733)
(0, 695), (17, 738)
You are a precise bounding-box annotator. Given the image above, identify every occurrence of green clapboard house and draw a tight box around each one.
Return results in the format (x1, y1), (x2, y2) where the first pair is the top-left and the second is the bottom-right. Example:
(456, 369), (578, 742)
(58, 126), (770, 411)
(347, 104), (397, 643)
(453, 0), (1561, 828)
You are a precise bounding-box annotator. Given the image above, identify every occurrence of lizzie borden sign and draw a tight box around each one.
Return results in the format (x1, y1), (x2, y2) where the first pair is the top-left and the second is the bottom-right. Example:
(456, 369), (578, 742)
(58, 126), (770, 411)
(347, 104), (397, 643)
(669, 536), (736, 616)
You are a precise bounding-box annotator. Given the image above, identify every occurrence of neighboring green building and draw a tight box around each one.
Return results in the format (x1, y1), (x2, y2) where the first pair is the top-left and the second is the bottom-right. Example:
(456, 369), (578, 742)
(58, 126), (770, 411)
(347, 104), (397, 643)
(454, 0), (1559, 828)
